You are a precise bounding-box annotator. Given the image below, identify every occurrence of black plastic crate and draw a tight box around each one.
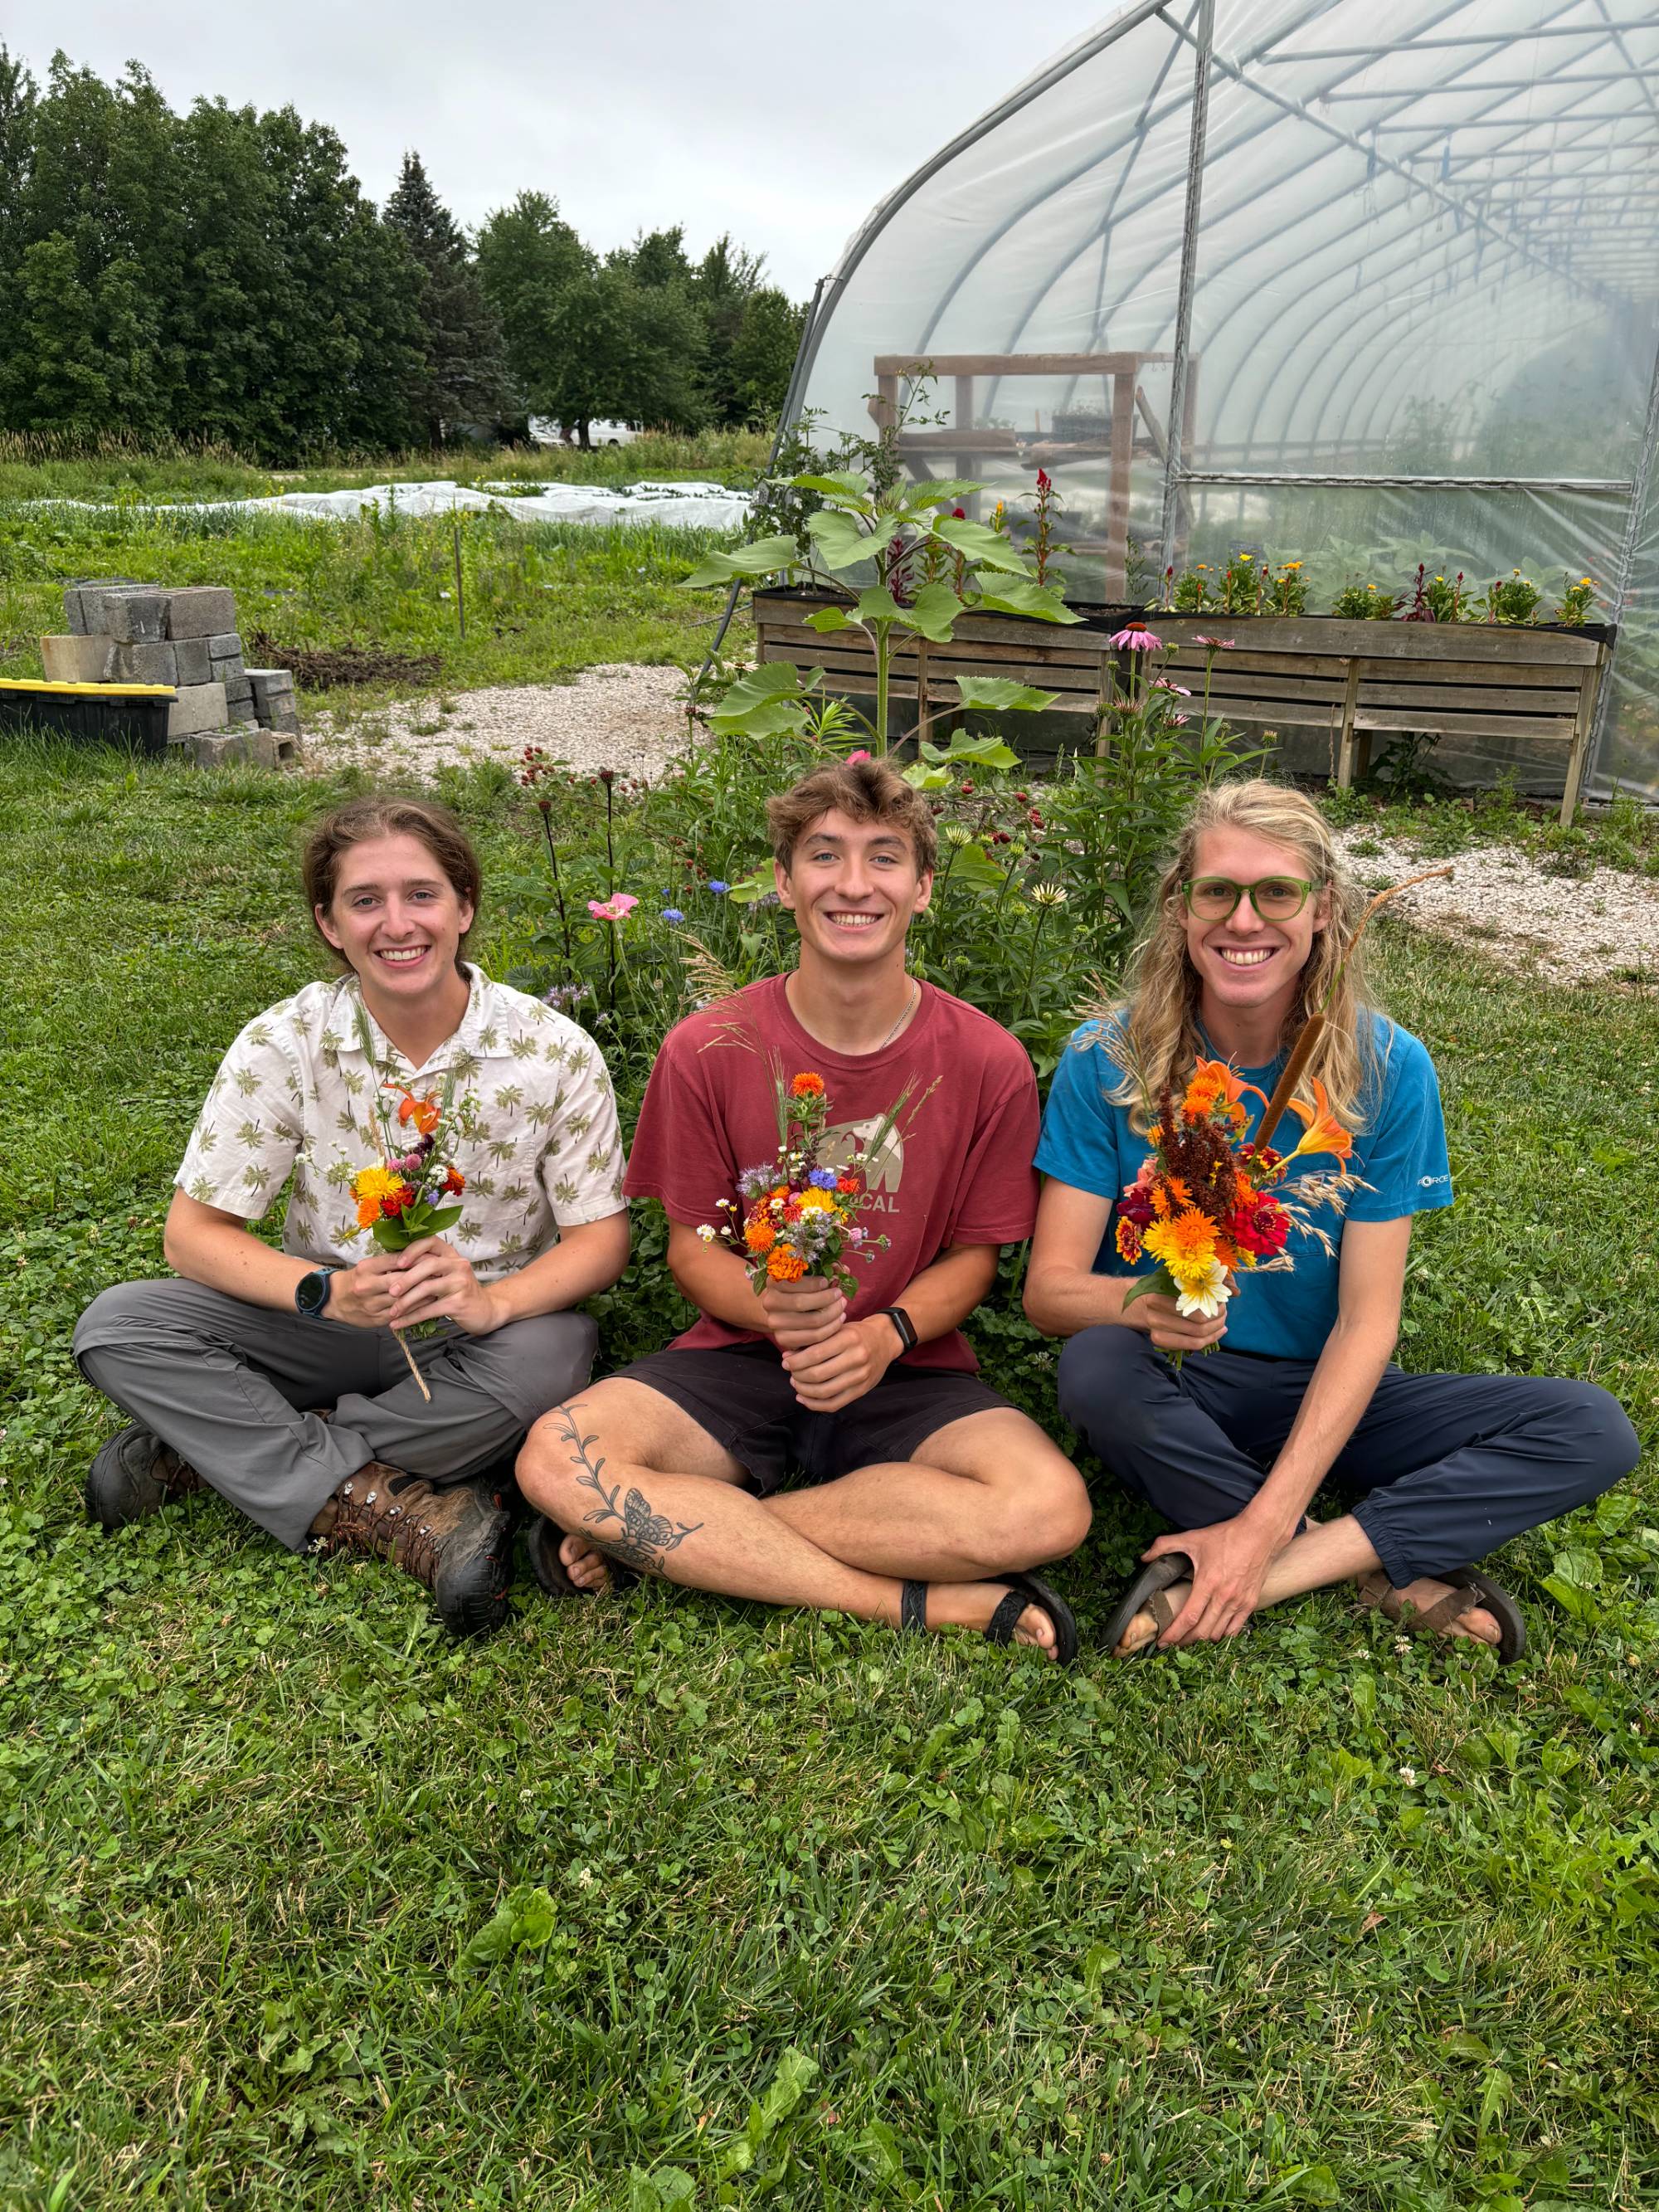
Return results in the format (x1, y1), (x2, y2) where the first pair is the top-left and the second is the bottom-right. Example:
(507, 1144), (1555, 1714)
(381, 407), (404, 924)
(0, 680), (175, 754)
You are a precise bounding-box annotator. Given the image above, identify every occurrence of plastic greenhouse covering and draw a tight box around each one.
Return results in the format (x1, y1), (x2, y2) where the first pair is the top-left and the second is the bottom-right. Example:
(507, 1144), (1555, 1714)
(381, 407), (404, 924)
(786, 0), (1659, 802)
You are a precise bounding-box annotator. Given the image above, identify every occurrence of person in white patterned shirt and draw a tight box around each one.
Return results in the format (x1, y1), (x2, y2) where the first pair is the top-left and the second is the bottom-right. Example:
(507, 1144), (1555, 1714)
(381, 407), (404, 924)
(75, 797), (630, 1636)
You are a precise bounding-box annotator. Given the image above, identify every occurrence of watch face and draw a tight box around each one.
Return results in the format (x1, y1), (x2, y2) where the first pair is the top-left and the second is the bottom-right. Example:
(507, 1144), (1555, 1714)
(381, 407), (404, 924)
(298, 1269), (330, 1314)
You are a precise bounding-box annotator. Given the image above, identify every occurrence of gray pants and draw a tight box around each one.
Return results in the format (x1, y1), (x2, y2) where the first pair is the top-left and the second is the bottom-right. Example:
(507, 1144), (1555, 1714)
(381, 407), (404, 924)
(74, 1277), (597, 1552)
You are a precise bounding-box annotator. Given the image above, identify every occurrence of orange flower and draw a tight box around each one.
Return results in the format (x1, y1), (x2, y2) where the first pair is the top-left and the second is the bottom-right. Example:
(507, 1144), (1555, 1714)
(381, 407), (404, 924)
(393, 1088), (441, 1136)
(791, 1072), (825, 1098)
(766, 1247), (807, 1281)
(1184, 1058), (1269, 1121)
(744, 1216), (776, 1254)
(357, 1195), (383, 1227)
(1287, 1079), (1352, 1162)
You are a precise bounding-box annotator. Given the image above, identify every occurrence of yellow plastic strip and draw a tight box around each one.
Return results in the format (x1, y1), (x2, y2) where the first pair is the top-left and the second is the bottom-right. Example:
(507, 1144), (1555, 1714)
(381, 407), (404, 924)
(0, 679), (177, 698)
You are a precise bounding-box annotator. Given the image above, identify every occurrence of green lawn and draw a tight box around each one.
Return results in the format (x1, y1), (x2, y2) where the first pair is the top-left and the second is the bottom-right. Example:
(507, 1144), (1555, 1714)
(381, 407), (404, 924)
(1, 740), (1656, 2210)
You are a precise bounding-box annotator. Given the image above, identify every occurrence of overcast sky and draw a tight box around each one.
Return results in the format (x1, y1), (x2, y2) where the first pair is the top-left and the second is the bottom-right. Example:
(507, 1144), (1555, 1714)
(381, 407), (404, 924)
(8, 1), (1110, 298)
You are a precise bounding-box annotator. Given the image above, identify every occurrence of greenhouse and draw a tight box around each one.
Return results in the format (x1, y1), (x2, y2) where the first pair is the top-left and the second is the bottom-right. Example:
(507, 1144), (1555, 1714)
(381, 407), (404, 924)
(781, 0), (1659, 803)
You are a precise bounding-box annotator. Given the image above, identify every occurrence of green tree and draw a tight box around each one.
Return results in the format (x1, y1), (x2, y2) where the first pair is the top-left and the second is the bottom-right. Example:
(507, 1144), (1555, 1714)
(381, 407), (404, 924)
(384, 149), (510, 443)
(693, 232), (765, 426)
(729, 285), (805, 425)
(475, 189), (596, 434)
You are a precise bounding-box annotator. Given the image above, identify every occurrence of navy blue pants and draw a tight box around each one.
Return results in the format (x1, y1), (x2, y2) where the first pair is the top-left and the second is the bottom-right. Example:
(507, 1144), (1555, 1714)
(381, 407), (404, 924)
(1056, 1328), (1640, 1586)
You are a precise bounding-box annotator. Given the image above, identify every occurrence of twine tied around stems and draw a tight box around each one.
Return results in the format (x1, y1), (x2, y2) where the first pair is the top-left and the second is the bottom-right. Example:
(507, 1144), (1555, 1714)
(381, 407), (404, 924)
(1254, 867), (1453, 1152)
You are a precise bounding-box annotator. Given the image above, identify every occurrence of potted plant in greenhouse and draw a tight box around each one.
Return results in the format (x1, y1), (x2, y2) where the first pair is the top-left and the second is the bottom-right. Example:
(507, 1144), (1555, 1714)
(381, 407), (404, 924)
(679, 463), (1081, 758)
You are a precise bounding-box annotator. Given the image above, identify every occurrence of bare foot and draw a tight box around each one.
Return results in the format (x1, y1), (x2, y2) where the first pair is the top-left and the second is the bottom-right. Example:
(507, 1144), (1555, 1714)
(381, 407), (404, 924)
(1114, 1581), (1190, 1657)
(1382, 1575), (1500, 1646)
(920, 1581), (1058, 1658)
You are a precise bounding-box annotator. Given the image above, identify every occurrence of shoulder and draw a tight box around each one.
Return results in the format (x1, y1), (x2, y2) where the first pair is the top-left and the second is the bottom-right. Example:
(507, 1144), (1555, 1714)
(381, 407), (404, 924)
(655, 978), (780, 1068)
(226, 979), (338, 1060)
(1361, 1011), (1440, 1101)
(921, 983), (1037, 1084)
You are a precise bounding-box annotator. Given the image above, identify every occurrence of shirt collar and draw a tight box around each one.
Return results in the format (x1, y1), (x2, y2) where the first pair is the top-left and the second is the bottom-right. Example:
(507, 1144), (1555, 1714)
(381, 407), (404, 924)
(334, 962), (490, 1081)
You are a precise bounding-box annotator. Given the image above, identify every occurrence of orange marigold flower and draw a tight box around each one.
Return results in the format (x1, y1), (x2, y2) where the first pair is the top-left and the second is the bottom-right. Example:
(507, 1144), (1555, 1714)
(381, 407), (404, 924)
(357, 1196), (384, 1227)
(1115, 1216), (1143, 1264)
(791, 1072), (826, 1097)
(744, 1216), (776, 1254)
(766, 1246), (807, 1281)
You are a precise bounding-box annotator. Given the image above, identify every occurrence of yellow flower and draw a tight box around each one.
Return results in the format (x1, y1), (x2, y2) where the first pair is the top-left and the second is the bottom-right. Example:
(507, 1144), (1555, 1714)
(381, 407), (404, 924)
(353, 1164), (404, 1202)
(797, 1189), (836, 1214)
(1142, 1207), (1219, 1288)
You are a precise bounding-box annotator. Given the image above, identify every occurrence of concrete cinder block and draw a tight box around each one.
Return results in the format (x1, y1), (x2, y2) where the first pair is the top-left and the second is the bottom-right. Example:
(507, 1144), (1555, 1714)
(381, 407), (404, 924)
(172, 728), (282, 769)
(247, 668), (300, 733)
(223, 671), (254, 706)
(80, 587), (166, 643)
(111, 641), (178, 685)
(166, 681), (229, 738)
(227, 694), (260, 724)
(172, 636), (212, 685)
(163, 586), (239, 640)
(41, 634), (115, 682)
(207, 631), (244, 661)
(66, 577), (140, 635)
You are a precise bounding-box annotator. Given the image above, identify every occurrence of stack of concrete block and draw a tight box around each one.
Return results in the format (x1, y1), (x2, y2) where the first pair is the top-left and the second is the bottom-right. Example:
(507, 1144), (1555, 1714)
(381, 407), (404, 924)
(44, 582), (300, 766)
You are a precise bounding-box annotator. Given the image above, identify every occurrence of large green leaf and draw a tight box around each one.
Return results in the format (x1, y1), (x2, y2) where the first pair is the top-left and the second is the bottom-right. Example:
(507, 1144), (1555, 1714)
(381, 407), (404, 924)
(676, 534), (799, 589)
(806, 507), (899, 572)
(921, 732), (1021, 771)
(789, 470), (870, 503)
(953, 674), (1061, 714)
(893, 580), (965, 642)
(974, 576), (1085, 623)
(723, 862), (778, 905)
(803, 604), (861, 635)
(931, 512), (1033, 575)
(944, 840), (1010, 894)
(707, 661), (818, 738)
(853, 585), (907, 626)
(907, 479), (982, 510)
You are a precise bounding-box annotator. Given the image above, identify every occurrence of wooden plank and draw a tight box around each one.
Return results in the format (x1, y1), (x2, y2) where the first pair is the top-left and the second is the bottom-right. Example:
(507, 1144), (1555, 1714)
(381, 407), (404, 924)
(1193, 671), (1350, 704)
(1164, 647), (1355, 680)
(873, 352), (1170, 377)
(1355, 655), (1598, 689)
(761, 641), (1102, 694)
(1354, 709), (1576, 740)
(1153, 618), (1600, 665)
(1357, 680), (1584, 714)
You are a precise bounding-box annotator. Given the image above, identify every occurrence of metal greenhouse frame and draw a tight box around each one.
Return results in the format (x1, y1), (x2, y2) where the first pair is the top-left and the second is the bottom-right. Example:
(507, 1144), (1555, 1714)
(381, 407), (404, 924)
(775, 1), (1659, 801)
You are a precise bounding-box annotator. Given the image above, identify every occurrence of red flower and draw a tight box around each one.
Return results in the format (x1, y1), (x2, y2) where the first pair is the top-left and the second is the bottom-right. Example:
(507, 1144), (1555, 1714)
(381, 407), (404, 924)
(1226, 1198), (1290, 1258)
(381, 1188), (410, 1218)
(1036, 469), (1052, 492)
(951, 505), (967, 519)
(836, 1173), (862, 1195)
(443, 1167), (465, 1196)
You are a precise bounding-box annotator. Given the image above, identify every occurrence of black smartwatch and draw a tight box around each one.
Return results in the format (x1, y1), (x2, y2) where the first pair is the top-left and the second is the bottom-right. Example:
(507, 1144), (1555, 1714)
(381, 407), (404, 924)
(294, 1266), (338, 1319)
(878, 1305), (918, 1354)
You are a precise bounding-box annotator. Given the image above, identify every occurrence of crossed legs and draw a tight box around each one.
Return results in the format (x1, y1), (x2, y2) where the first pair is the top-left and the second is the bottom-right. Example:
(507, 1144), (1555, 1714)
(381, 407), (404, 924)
(516, 1378), (1092, 1656)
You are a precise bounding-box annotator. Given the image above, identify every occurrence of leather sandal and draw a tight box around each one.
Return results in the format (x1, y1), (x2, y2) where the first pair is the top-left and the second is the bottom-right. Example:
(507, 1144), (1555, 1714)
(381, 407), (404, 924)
(1100, 1552), (1194, 1657)
(1358, 1566), (1525, 1665)
(899, 1571), (1078, 1665)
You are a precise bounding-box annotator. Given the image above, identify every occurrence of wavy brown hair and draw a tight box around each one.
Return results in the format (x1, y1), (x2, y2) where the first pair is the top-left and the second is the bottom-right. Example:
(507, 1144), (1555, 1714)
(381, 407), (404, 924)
(1106, 780), (1377, 1133)
(302, 797), (482, 975)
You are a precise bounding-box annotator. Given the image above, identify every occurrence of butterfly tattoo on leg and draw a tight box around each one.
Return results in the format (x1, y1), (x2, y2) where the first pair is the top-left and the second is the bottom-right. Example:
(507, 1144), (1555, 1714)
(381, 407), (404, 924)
(553, 1404), (703, 1575)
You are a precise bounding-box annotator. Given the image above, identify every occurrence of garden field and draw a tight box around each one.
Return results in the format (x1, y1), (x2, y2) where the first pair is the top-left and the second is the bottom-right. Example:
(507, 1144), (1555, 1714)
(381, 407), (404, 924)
(1, 726), (1656, 2211)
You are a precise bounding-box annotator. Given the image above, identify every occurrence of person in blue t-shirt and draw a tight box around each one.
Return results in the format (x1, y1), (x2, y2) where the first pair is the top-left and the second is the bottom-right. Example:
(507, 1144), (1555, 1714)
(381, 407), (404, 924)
(1025, 778), (1638, 1664)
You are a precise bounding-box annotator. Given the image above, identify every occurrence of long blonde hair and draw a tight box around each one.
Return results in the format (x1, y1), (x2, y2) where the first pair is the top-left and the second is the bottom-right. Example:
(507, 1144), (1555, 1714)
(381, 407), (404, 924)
(1107, 780), (1376, 1132)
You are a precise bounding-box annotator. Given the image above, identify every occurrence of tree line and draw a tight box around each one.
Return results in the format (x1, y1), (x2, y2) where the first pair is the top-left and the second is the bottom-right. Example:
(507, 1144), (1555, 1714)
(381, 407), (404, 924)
(0, 51), (805, 458)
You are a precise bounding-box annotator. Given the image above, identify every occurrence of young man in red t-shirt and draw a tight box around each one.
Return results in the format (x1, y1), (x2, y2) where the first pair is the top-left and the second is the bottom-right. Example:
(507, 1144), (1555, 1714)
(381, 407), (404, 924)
(516, 760), (1091, 1659)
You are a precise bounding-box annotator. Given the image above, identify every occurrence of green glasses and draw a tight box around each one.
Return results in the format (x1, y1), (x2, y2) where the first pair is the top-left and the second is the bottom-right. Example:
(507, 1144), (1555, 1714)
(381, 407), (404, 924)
(1181, 875), (1320, 922)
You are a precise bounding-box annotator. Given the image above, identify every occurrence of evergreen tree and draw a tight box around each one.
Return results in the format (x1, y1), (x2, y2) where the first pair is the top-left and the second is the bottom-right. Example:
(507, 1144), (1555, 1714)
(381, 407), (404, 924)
(729, 286), (805, 425)
(475, 191), (597, 435)
(385, 150), (509, 443)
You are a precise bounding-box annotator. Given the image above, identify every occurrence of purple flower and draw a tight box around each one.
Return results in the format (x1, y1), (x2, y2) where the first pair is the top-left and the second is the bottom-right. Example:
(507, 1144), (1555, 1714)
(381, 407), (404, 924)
(1151, 678), (1192, 696)
(1110, 625), (1163, 652)
(808, 1167), (838, 1190)
(1193, 634), (1236, 649)
(660, 907), (685, 923)
(707, 880), (729, 895)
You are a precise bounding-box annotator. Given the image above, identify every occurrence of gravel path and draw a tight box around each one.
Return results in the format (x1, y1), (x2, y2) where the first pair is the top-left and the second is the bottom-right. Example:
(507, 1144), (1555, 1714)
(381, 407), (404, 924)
(301, 666), (1659, 991)
(304, 665), (692, 784)
(1333, 827), (1659, 990)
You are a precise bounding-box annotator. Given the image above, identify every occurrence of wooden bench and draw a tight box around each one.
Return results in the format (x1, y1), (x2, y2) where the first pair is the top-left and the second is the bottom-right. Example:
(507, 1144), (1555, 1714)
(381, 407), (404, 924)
(752, 590), (1613, 826)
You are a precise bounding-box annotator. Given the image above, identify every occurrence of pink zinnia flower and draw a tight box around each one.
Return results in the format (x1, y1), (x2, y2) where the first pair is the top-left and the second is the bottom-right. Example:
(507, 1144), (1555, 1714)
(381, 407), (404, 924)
(846, 749), (872, 763)
(1110, 625), (1162, 652)
(587, 893), (640, 922)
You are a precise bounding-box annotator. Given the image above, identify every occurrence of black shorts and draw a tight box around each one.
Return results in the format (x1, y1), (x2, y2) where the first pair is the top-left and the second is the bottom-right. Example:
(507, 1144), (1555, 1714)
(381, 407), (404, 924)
(611, 1342), (1014, 1497)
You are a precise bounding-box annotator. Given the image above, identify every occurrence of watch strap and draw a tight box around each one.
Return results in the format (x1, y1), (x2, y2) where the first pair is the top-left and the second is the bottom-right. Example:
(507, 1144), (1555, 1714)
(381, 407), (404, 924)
(878, 1305), (918, 1353)
(295, 1266), (337, 1318)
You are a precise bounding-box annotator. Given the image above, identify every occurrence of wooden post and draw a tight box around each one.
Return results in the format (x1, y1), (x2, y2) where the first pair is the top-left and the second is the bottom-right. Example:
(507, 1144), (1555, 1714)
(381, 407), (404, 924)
(1559, 650), (1602, 826)
(954, 375), (975, 515)
(1175, 354), (1200, 572)
(1334, 659), (1362, 788)
(1106, 368), (1136, 601)
(915, 637), (932, 753)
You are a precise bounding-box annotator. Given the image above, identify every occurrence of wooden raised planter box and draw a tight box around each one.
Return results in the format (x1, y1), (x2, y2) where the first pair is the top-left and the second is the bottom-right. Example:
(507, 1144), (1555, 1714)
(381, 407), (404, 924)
(753, 587), (1614, 826)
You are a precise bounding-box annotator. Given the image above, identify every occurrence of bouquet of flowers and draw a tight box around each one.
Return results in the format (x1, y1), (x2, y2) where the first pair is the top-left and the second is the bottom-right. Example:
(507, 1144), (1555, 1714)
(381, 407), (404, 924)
(341, 1011), (479, 1397)
(699, 1064), (906, 1298)
(1116, 1058), (1357, 1336)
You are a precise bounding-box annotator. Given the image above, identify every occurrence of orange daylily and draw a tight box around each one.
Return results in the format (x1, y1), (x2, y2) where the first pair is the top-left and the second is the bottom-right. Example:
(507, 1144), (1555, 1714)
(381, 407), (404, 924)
(1286, 1079), (1352, 1162)
(1184, 1057), (1270, 1120)
(391, 1087), (441, 1137)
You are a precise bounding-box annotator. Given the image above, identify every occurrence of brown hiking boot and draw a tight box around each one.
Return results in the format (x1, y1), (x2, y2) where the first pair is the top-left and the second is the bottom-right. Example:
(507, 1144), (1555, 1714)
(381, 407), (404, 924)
(85, 1424), (206, 1532)
(317, 1464), (516, 1638)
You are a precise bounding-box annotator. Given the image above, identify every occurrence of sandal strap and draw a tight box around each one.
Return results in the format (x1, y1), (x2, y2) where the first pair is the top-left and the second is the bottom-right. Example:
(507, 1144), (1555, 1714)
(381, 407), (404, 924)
(984, 1588), (1028, 1645)
(899, 1580), (928, 1634)
(1414, 1581), (1484, 1635)
(1146, 1586), (1180, 1631)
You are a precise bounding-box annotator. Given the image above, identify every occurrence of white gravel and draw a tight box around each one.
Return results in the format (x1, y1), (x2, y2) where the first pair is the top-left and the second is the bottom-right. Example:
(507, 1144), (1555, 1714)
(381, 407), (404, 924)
(1333, 827), (1659, 990)
(303, 665), (693, 784)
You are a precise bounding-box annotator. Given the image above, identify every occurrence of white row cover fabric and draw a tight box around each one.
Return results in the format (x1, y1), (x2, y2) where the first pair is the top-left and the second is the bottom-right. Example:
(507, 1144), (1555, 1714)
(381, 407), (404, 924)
(791, 0), (1659, 800)
(30, 480), (754, 532)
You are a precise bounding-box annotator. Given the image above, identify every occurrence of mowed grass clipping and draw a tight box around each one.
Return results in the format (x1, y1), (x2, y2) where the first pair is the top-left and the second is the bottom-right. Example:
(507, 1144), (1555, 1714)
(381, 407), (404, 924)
(0, 740), (1657, 2211)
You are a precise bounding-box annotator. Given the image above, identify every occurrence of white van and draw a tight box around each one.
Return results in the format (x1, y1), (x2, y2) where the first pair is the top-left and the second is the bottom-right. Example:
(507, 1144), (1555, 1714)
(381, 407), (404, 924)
(528, 417), (644, 448)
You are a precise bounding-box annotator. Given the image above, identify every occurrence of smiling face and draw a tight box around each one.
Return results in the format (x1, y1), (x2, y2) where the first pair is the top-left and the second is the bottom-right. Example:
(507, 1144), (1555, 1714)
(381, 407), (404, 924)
(1182, 825), (1329, 1040)
(314, 832), (475, 1004)
(776, 807), (932, 970)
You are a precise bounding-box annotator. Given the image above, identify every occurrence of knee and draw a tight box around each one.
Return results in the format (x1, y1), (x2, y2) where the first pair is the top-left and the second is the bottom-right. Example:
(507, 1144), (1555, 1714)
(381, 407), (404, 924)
(73, 1279), (168, 1372)
(1555, 1379), (1643, 1489)
(1057, 1325), (1159, 1451)
(515, 1400), (591, 1526)
(504, 1312), (600, 1421)
(986, 1459), (1093, 1571)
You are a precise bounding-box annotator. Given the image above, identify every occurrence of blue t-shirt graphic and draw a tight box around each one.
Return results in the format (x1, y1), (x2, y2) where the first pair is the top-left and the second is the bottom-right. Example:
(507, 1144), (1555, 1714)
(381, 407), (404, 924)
(1034, 1011), (1453, 1360)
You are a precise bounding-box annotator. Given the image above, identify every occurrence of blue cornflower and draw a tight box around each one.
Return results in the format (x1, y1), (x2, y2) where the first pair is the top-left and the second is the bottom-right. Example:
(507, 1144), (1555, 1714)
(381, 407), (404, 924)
(808, 1167), (838, 1191)
(660, 907), (685, 923)
(708, 879), (729, 894)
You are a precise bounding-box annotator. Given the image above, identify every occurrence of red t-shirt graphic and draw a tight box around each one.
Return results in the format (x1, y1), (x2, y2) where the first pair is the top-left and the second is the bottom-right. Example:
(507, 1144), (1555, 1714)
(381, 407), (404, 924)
(625, 977), (1039, 1372)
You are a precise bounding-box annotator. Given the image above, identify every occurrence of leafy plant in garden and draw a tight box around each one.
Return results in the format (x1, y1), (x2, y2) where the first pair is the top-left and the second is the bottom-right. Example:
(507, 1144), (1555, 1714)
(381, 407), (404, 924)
(1331, 581), (1399, 619)
(1482, 569), (1543, 625)
(1554, 572), (1599, 626)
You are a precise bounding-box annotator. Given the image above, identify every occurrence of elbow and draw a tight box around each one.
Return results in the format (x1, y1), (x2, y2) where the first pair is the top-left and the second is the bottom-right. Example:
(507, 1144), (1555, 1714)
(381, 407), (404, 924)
(1021, 1274), (1053, 1334)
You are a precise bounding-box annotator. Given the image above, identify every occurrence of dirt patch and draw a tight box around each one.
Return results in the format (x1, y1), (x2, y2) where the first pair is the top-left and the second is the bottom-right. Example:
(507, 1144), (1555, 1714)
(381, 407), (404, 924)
(245, 629), (443, 689)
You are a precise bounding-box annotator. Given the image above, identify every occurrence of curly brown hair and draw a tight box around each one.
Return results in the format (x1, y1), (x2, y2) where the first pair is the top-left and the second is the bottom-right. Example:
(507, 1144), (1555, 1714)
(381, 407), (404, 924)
(766, 759), (937, 878)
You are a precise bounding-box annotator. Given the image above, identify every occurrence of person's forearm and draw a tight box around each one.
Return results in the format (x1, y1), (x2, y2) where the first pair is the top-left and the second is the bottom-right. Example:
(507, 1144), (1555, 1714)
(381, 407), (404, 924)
(1024, 1263), (1141, 1338)
(164, 1211), (314, 1310)
(483, 1211), (630, 1328)
(669, 1235), (778, 1333)
(1242, 1314), (1398, 1542)
(876, 1242), (998, 1347)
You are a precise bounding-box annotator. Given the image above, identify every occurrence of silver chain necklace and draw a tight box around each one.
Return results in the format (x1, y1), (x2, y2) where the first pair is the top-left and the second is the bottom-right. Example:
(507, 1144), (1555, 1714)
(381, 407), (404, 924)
(876, 979), (920, 1052)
